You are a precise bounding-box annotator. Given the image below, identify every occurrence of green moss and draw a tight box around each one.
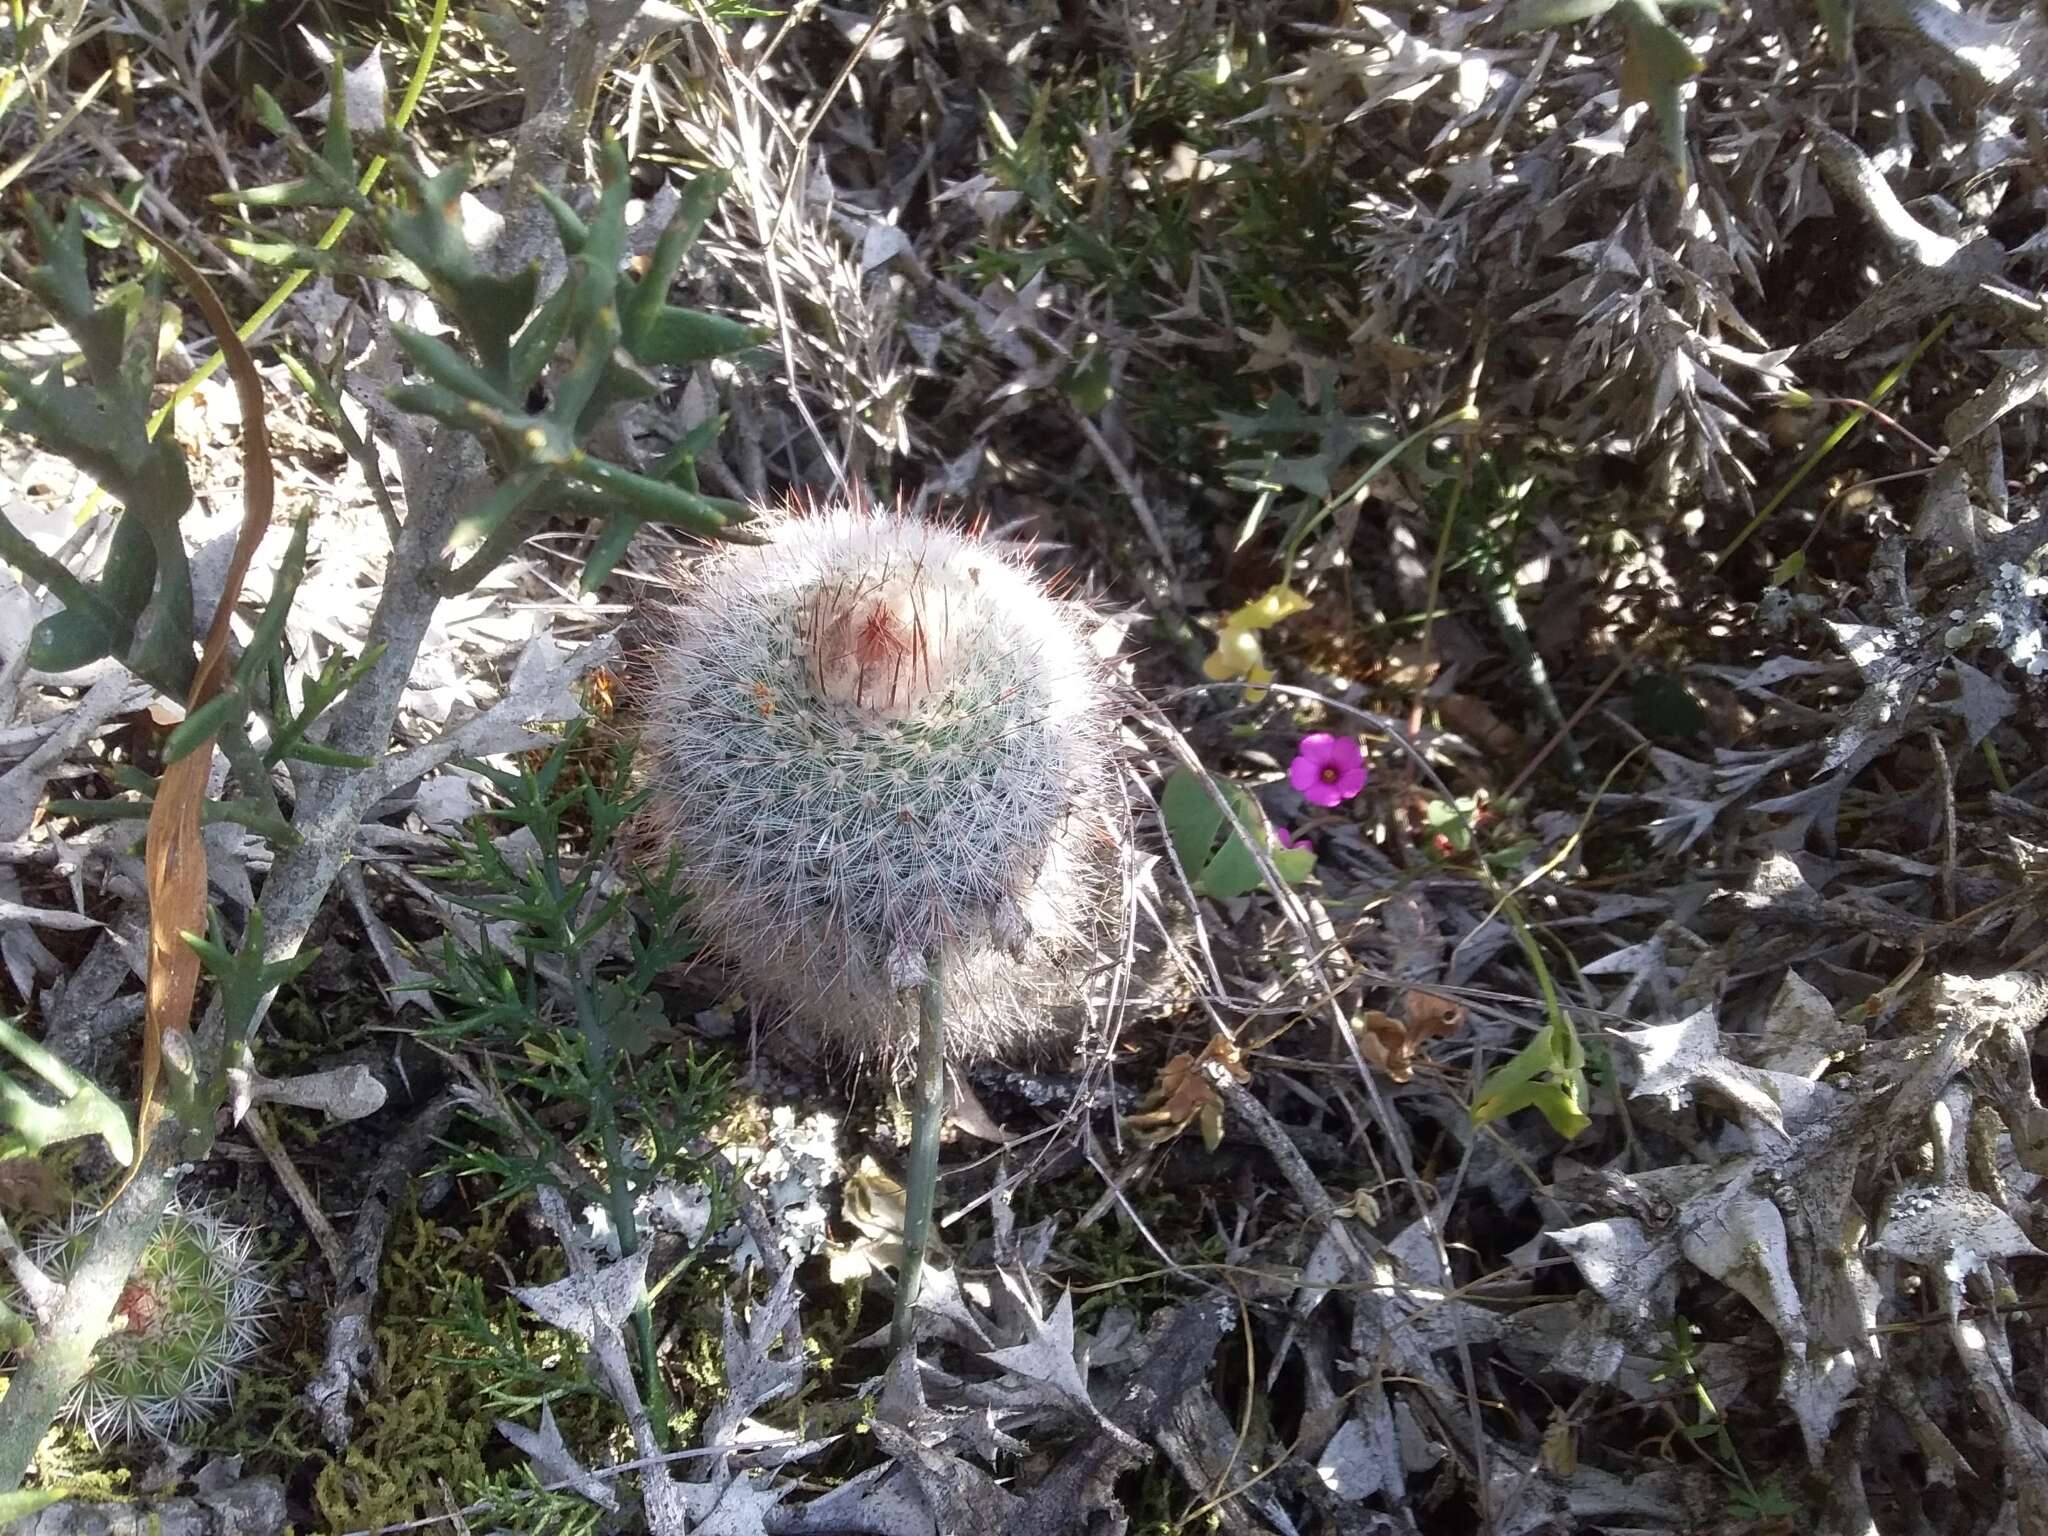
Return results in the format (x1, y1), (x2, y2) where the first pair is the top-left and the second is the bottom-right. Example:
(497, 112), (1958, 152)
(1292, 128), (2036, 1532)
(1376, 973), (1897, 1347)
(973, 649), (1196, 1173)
(15, 1426), (131, 1502)
(307, 1190), (616, 1532)
(1012, 1172), (1221, 1321)
(264, 983), (383, 1066)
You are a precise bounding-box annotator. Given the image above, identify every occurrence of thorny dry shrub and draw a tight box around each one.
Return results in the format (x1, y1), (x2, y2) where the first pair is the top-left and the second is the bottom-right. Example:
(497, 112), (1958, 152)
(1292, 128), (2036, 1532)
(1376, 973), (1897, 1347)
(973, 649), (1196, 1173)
(3, 0), (2048, 1532)
(622, 4), (2048, 1533)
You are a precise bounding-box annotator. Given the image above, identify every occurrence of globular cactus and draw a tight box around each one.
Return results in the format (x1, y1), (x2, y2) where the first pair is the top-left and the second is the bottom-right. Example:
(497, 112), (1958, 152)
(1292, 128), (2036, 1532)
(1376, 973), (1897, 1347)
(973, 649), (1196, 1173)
(638, 499), (1128, 1069)
(27, 1202), (271, 1446)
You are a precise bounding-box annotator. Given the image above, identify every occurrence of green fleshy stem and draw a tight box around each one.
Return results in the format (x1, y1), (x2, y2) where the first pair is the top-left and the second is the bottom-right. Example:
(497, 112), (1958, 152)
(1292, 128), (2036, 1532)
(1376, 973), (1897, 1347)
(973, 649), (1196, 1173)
(891, 954), (946, 1354)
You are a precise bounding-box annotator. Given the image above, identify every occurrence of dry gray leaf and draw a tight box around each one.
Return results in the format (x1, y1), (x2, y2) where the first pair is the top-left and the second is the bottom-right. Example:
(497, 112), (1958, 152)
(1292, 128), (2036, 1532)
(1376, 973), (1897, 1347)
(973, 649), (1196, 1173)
(688, 1468), (787, 1536)
(411, 771), (486, 832)
(299, 33), (391, 134)
(1819, 619), (1932, 774)
(861, 221), (913, 272)
(1315, 1414), (1397, 1502)
(1872, 1186), (2044, 1282)
(1755, 970), (1856, 1078)
(868, 1421), (1023, 1536)
(244, 1064), (387, 1123)
(511, 1249), (647, 1348)
(0, 672), (151, 839)
(1783, 1346), (1861, 1466)
(1366, 1218), (1504, 1355)
(1944, 351), (2048, 447)
(1287, 1217), (1357, 1321)
(1618, 1007), (1788, 1135)
(0, 901), (97, 933)
(854, 1261), (995, 1352)
(1861, 0), (2037, 94)
(770, 1462), (932, 1536)
(982, 1287), (1092, 1413)
(1548, 1217), (1679, 1327)
(496, 1404), (617, 1511)
(1678, 1186), (1805, 1350)
(1948, 658), (2015, 748)
(376, 633), (616, 795)
(638, 1182), (712, 1246)
(703, 1263), (804, 1447)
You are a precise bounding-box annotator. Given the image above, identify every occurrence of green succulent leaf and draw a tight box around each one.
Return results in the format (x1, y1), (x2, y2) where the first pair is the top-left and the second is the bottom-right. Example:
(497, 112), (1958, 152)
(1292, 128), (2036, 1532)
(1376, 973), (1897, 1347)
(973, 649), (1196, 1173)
(579, 513), (647, 594)
(393, 323), (524, 412)
(508, 280), (580, 396)
(163, 689), (245, 766)
(630, 308), (762, 369)
(533, 181), (590, 256)
(266, 643), (389, 769)
(26, 607), (122, 672)
(1161, 767), (1314, 899)
(443, 465), (558, 558)
(1471, 1019), (1592, 1139)
(561, 456), (751, 539)
(235, 85), (360, 208)
(650, 412), (725, 487)
(1616, 0), (1703, 190)
(19, 199), (130, 384)
(621, 170), (729, 347)
(387, 380), (500, 432)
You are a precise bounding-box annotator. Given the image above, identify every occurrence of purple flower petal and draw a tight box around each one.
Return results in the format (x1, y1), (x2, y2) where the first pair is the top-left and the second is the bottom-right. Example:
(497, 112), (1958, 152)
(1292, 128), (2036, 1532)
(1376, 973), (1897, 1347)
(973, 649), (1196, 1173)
(1275, 827), (1313, 853)
(1288, 733), (1369, 807)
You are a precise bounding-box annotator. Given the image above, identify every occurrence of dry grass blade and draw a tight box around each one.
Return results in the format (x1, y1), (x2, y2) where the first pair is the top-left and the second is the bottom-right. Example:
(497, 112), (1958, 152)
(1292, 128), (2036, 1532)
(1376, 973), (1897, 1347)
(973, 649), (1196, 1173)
(92, 193), (275, 1187)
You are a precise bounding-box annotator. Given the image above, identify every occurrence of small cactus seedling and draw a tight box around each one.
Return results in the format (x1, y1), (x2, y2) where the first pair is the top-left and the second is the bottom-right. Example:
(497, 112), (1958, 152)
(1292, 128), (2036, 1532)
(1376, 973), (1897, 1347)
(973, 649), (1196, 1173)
(639, 499), (1130, 1068)
(27, 1202), (271, 1446)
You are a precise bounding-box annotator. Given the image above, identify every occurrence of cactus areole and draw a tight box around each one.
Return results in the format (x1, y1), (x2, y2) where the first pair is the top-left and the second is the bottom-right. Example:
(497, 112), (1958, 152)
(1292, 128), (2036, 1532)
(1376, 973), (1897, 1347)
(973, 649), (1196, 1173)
(641, 500), (1126, 1069)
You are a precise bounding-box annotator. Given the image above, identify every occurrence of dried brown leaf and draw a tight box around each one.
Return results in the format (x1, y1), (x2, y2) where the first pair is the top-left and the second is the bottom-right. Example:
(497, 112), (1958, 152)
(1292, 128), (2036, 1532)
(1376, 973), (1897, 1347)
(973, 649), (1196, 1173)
(1354, 992), (1466, 1083)
(0, 1154), (67, 1218)
(1126, 1034), (1248, 1148)
(94, 197), (276, 1185)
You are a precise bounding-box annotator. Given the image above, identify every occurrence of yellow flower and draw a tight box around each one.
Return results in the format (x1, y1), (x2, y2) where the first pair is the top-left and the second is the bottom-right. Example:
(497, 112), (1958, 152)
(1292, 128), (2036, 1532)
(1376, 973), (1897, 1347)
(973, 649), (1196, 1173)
(1231, 585), (1311, 629)
(1202, 585), (1308, 703)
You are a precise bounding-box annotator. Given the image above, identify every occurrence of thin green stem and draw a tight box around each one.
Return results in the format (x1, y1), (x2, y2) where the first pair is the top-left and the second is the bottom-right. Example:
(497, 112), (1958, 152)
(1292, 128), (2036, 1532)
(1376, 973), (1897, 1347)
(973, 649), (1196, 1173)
(0, 506), (122, 631)
(1713, 314), (1955, 571)
(1278, 405), (1478, 569)
(891, 953), (946, 1355)
(574, 962), (670, 1440)
(518, 758), (680, 1438)
(1983, 740), (2011, 793)
(141, 0), (451, 440)
(558, 849), (670, 1444)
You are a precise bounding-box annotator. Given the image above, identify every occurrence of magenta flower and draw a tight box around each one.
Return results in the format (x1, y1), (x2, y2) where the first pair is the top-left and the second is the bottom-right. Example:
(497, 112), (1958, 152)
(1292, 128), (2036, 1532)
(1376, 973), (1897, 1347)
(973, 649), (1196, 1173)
(1288, 734), (1367, 808)
(1274, 826), (1313, 854)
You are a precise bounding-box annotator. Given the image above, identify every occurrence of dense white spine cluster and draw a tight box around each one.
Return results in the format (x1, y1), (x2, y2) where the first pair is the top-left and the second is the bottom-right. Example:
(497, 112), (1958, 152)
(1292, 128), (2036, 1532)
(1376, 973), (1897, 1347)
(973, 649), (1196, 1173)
(640, 500), (1126, 1067)
(30, 1202), (272, 1446)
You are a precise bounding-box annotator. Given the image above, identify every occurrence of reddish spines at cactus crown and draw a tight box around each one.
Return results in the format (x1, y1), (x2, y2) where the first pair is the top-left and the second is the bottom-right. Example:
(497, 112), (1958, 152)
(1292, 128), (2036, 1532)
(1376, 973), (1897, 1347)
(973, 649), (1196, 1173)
(640, 500), (1126, 1067)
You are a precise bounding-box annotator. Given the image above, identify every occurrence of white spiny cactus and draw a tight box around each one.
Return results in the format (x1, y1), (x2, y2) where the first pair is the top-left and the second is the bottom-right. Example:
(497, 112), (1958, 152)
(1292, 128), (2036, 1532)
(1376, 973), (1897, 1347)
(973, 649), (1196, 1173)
(639, 499), (1128, 1068)
(26, 1202), (272, 1446)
